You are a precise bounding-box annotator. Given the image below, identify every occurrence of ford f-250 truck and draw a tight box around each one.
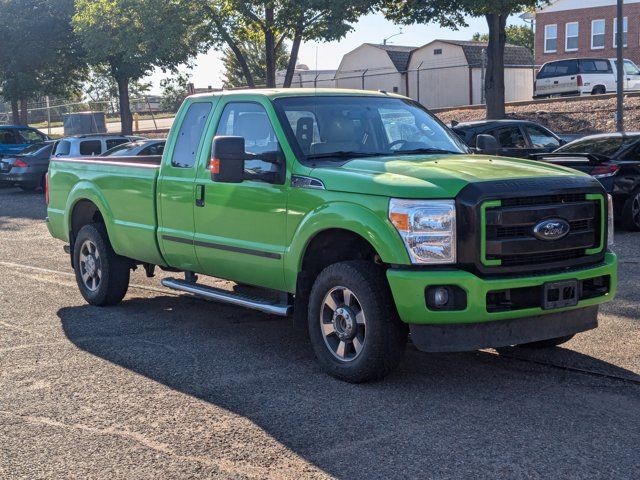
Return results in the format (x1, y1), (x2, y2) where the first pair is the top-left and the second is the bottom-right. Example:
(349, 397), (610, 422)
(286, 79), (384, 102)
(46, 89), (617, 382)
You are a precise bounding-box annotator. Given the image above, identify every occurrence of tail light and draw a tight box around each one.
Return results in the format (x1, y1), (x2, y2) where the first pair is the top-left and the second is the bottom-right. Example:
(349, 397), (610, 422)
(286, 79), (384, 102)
(577, 75), (583, 87)
(591, 163), (619, 178)
(13, 158), (28, 168)
(45, 173), (49, 205)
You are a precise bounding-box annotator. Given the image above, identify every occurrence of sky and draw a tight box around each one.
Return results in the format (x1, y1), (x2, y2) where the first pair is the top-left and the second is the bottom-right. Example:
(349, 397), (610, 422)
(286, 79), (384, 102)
(148, 12), (527, 94)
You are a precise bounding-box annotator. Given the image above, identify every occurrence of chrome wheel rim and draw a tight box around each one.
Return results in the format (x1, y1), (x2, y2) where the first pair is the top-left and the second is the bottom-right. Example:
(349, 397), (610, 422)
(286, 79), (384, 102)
(79, 240), (102, 292)
(320, 286), (366, 362)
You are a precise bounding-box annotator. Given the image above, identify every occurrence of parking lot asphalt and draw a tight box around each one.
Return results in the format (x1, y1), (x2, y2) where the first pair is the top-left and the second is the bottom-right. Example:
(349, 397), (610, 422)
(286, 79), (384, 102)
(1, 186), (639, 479)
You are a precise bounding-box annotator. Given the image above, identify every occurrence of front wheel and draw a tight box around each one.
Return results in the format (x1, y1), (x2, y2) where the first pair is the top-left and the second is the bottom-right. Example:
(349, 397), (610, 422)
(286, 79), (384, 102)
(73, 223), (130, 306)
(307, 261), (408, 383)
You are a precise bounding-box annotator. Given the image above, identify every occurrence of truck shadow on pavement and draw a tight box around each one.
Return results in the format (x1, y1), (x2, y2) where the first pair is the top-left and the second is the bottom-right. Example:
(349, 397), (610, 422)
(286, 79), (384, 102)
(58, 294), (640, 479)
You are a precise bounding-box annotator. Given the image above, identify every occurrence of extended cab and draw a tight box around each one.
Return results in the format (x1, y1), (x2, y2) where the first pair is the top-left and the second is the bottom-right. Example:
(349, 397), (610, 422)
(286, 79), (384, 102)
(46, 89), (618, 382)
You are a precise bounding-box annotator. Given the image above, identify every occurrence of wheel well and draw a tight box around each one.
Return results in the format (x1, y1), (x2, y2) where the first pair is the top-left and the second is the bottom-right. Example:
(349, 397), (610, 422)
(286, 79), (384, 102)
(70, 200), (104, 247)
(293, 229), (380, 329)
(591, 85), (606, 94)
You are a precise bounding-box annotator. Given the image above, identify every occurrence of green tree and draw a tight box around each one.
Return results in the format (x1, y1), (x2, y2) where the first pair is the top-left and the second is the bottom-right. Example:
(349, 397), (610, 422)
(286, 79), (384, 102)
(221, 29), (290, 87)
(84, 66), (151, 115)
(381, 0), (543, 119)
(206, 0), (373, 88)
(73, 0), (208, 134)
(0, 0), (85, 125)
(159, 72), (192, 112)
(472, 24), (534, 53)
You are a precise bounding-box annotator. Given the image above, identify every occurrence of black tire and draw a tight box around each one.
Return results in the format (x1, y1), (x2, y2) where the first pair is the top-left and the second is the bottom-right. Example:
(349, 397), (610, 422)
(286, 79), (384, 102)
(307, 260), (408, 383)
(517, 334), (574, 349)
(591, 86), (606, 95)
(621, 189), (640, 231)
(73, 223), (130, 306)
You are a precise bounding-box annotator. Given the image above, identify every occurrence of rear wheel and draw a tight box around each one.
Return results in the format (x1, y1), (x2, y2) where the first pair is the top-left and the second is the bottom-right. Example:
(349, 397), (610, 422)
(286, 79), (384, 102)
(621, 190), (640, 231)
(591, 86), (606, 95)
(73, 223), (130, 306)
(307, 261), (408, 383)
(517, 335), (574, 349)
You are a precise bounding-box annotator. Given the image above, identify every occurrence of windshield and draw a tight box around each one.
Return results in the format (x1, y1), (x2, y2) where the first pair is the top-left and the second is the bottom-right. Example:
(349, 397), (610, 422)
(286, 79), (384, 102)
(555, 135), (640, 157)
(274, 96), (468, 162)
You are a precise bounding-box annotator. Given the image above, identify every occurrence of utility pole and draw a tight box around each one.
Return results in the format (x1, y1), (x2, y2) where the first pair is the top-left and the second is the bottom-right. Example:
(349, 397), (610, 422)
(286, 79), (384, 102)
(616, 0), (624, 132)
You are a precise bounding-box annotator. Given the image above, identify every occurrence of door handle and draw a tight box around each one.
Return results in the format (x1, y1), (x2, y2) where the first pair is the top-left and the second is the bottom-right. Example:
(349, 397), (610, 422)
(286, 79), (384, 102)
(195, 184), (205, 207)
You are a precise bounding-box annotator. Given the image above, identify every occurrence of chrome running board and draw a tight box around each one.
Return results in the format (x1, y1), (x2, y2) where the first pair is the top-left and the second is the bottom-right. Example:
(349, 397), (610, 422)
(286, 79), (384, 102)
(161, 278), (292, 317)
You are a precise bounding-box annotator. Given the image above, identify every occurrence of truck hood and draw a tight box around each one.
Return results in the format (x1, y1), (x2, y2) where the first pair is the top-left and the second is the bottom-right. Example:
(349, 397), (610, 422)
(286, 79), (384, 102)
(310, 154), (586, 198)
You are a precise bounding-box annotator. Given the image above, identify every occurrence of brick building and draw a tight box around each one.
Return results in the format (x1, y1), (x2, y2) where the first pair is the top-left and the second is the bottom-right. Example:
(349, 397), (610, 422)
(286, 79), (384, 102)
(535, 0), (640, 66)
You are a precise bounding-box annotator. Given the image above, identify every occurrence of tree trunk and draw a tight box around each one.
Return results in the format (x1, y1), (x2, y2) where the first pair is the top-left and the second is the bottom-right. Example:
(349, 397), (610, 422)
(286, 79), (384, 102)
(283, 26), (303, 88)
(228, 41), (255, 88)
(116, 75), (133, 135)
(264, 7), (276, 88)
(11, 99), (20, 125)
(485, 13), (507, 119)
(19, 99), (28, 125)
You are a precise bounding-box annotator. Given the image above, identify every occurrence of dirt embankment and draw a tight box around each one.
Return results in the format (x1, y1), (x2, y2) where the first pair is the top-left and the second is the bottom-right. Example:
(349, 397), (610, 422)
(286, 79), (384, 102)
(435, 94), (640, 134)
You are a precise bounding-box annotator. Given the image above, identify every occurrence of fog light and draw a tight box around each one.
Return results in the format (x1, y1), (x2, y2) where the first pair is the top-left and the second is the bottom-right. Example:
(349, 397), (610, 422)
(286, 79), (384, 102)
(433, 287), (449, 306)
(425, 285), (467, 311)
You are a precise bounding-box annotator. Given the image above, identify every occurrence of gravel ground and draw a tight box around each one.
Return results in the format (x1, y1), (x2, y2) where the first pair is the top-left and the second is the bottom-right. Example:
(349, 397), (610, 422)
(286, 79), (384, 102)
(0, 187), (639, 479)
(436, 94), (640, 135)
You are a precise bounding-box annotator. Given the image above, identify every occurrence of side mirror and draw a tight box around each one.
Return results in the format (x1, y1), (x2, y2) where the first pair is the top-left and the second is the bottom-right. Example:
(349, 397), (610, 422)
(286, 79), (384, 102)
(211, 136), (246, 183)
(475, 134), (499, 155)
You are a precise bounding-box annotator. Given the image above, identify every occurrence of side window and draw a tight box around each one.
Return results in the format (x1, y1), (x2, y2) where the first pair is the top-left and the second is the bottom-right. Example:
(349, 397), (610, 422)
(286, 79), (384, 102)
(0, 130), (18, 145)
(492, 127), (527, 149)
(172, 102), (213, 168)
(106, 138), (128, 150)
(525, 125), (560, 149)
(17, 129), (45, 144)
(141, 143), (165, 156)
(55, 140), (71, 156)
(79, 140), (102, 156)
(215, 102), (281, 174)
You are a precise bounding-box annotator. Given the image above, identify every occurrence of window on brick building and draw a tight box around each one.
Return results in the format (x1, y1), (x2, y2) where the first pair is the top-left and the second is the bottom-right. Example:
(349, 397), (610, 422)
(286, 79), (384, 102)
(613, 17), (628, 48)
(544, 24), (558, 53)
(565, 22), (579, 51)
(591, 19), (605, 49)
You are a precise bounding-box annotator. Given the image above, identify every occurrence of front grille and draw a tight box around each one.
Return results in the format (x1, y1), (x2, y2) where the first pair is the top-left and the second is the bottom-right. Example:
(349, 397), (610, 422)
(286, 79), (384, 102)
(483, 195), (602, 269)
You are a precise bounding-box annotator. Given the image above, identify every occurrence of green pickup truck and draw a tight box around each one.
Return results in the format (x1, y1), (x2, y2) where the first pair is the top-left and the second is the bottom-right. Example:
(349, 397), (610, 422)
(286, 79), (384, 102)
(46, 89), (617, 382)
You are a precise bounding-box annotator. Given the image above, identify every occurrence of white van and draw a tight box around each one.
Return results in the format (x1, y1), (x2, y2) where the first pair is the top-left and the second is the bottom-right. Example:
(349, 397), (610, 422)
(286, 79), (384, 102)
(534, 58), (640, 98)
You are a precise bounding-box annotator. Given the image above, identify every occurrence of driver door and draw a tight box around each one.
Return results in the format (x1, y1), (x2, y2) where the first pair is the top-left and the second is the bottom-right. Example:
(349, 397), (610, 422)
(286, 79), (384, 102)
(193, 100), (288, 291)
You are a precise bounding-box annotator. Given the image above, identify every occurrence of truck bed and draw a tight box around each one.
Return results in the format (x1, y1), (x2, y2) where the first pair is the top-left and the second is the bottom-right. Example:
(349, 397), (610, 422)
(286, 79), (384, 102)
(47, 155), (166, 266)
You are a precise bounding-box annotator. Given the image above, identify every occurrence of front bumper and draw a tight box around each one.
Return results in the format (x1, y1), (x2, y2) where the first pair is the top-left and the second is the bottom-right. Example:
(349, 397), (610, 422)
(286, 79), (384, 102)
(387, 252), (617, 325)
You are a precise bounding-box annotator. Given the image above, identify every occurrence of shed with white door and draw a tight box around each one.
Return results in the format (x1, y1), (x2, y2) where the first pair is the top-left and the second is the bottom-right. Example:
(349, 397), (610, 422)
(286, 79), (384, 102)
(406, 40), (535, 108)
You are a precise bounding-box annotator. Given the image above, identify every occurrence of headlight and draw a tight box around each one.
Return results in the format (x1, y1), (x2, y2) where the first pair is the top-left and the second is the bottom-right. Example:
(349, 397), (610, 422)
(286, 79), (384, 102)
(389, 199), (456, 264)
(607, 194), (614, 247)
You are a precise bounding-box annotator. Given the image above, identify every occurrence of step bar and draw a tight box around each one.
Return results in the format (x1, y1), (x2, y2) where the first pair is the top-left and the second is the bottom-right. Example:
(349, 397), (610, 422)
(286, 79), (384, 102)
(161, 278), (292, 317)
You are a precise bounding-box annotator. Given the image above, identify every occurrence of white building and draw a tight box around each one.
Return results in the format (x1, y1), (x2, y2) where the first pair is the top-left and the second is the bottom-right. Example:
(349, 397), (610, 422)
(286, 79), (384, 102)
(335, 44), (416, 95)
(407, 40), (535, 108)
(275, 67), (336, 88)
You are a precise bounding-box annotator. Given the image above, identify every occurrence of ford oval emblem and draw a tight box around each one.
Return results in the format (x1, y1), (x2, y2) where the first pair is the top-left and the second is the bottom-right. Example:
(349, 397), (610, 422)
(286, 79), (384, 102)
(533, 219), (570, 241)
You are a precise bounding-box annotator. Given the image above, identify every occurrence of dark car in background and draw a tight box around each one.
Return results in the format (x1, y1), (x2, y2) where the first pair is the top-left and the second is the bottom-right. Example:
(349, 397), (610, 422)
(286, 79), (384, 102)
(0, 141), (56, 191)
(451, 120), (565, 159)
(0, 125), (49, 157)
(538, 133), (640, 230)
(100, 139), (165, 157)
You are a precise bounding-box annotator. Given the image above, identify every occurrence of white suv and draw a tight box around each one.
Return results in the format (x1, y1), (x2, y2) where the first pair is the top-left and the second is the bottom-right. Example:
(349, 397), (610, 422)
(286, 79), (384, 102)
(52, 134), (145, 158)
(534, 58), (640, 98)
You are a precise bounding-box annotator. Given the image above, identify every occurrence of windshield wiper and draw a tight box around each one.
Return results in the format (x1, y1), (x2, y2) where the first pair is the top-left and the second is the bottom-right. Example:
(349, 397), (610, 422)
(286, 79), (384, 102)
(391, 148), (463, 156)
(306, 151), (388, 160)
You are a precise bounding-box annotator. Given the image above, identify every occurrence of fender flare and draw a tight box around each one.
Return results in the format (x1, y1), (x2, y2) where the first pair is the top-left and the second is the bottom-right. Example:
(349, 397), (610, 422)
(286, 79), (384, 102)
(283, 201), (409, 291)
(64, 181), (115, 245)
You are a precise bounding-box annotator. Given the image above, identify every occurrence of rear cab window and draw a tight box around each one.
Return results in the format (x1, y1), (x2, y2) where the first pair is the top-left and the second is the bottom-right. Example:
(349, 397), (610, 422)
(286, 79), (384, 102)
(579, 59), (612, 74)
(172, 102), (213, 168)
(537, 60), (578, 79)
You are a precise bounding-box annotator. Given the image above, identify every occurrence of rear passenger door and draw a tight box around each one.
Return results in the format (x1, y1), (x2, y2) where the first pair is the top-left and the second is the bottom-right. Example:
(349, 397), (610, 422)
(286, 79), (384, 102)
(158, 101), (216, 271)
